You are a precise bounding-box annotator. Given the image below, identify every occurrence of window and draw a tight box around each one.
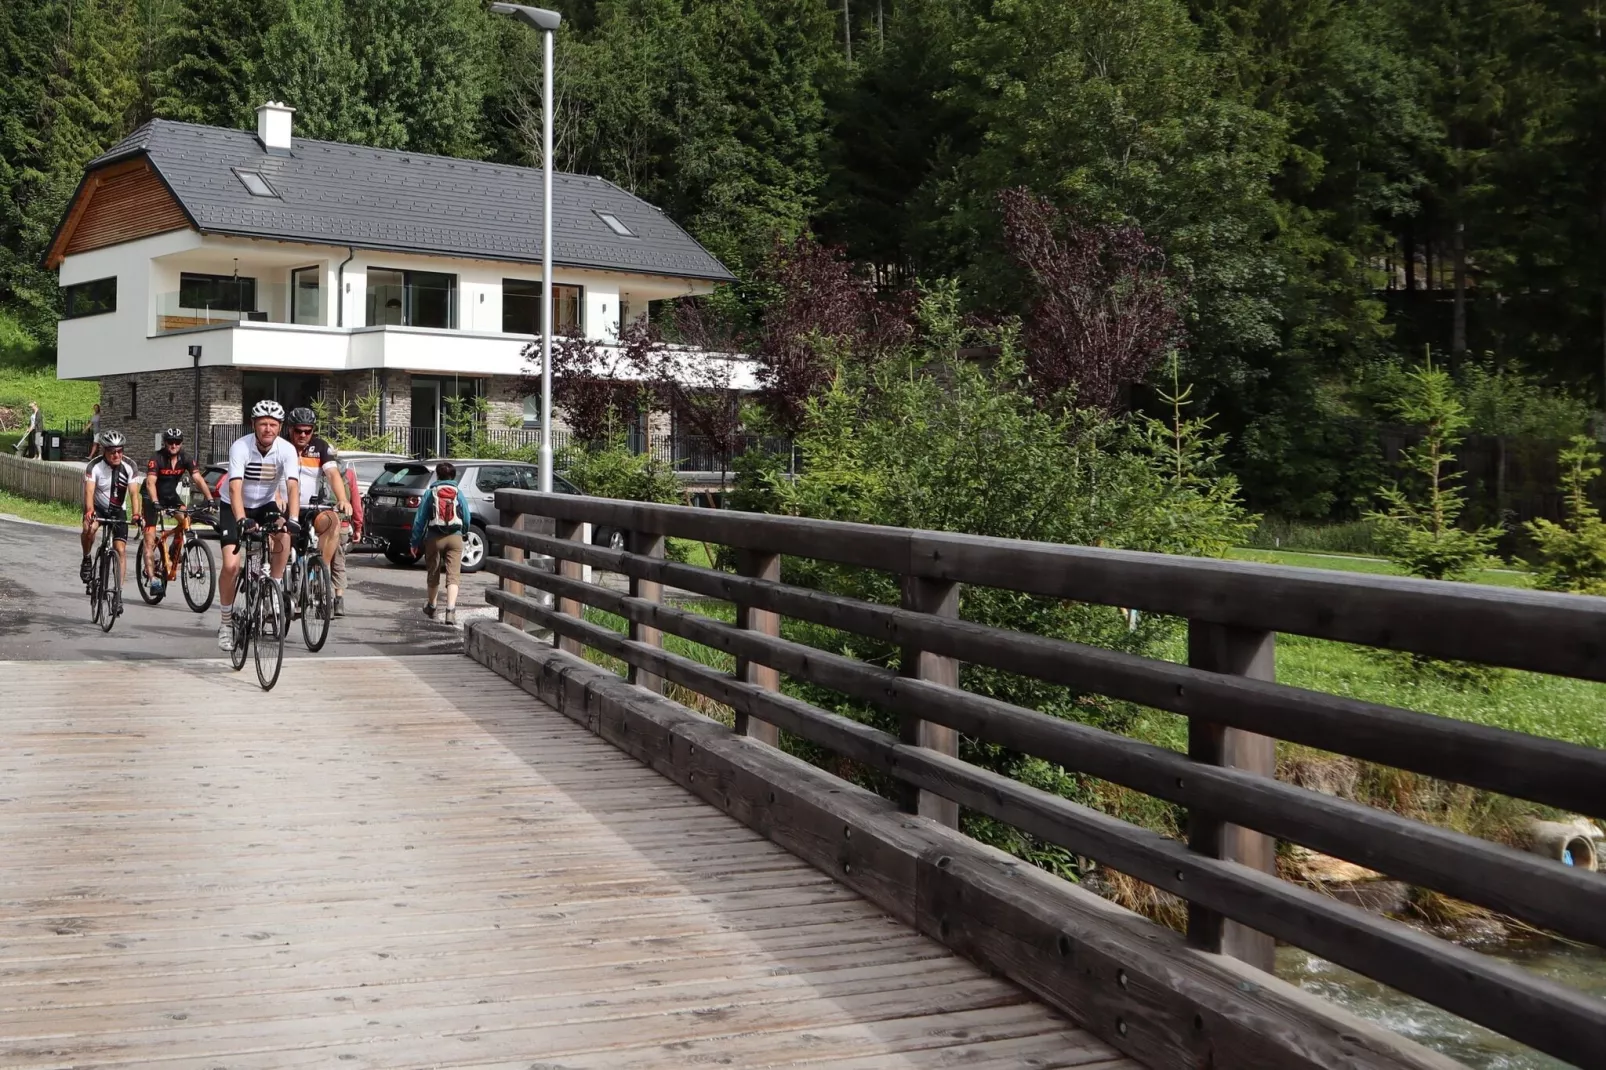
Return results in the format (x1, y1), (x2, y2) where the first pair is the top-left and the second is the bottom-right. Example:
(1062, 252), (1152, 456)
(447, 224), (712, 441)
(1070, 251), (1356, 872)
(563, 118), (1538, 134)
(502, 279), (582, 335)
(63, 277), (116, 318)
(594, 210), (636, 238)
(291, 267), (321, 325)
(475, 465), (522, 494)
(233, 169), (279, 198)
(366, 269), (456, 329)
(242, 372), (321, 424)
(128, 381), (138, 419)
(180, 273), (257, 313)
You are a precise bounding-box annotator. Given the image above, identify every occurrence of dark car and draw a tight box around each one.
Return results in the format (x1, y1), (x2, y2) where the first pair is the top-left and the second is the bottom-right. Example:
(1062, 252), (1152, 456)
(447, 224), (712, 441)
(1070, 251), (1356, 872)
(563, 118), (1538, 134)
(363, 459), (611, 574)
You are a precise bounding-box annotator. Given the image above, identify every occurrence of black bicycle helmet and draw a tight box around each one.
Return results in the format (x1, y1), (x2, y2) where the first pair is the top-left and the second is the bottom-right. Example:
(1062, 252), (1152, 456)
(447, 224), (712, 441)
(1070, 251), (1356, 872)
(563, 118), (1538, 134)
(287, 406), (317, 428)
(162, 427), (185, 444)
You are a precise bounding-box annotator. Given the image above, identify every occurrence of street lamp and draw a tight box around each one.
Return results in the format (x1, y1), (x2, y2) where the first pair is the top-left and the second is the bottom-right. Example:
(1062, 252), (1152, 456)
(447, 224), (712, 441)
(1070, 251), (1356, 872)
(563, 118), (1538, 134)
(489, 3), (562, 493)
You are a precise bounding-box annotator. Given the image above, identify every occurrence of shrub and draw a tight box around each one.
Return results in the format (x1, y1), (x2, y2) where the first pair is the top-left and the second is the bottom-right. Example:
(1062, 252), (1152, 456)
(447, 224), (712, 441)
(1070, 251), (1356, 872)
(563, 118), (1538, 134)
(1525, 435), (1606, 596)
(557, 431), (681, 506)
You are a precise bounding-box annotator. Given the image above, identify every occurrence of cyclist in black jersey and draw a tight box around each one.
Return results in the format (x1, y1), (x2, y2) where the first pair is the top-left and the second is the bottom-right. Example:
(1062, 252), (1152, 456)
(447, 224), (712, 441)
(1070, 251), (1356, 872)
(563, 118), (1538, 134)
(140, 428), (211, 596)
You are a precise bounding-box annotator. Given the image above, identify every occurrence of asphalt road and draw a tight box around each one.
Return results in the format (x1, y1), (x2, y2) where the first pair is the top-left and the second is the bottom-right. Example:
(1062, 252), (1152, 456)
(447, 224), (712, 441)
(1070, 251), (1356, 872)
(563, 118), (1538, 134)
(0, 514), (500, 661)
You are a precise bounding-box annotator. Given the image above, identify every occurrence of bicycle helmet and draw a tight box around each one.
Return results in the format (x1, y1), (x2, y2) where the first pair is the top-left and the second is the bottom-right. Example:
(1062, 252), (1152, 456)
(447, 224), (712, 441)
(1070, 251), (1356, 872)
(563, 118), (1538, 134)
(250, 399), (286, 422)
(161, 427), (185, 444)
(286, 407), (317, 428)
(98, 430), (126, 449)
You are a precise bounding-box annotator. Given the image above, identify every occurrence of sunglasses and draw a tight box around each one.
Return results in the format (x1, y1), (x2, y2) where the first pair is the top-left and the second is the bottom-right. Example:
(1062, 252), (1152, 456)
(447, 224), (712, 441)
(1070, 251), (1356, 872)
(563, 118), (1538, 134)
(291, 426), (315, 435)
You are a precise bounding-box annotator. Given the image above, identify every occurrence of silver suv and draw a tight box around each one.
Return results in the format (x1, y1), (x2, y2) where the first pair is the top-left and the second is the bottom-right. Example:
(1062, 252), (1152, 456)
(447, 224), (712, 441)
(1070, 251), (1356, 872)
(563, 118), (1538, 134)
(364, 459), (596, 573)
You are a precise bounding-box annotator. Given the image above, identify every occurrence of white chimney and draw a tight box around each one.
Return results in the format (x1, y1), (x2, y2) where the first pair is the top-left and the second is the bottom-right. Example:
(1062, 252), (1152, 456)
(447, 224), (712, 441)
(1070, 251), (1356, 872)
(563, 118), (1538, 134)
(256, 101), (295, 153)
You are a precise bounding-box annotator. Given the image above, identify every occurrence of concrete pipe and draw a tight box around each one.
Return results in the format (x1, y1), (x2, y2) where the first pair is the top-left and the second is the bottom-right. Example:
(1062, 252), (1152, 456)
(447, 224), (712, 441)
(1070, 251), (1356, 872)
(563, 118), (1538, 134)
(1523, 819), (1600, 871)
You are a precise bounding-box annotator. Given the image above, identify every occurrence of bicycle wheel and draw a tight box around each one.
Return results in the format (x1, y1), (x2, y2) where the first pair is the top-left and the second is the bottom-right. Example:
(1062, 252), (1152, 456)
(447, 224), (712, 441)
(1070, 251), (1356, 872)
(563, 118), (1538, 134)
(301, 557), (333, 652)
(134, 542), (164, 605)
(229, 576), (251, 672)
(181, 537), (216, 613)
(88, 554), (103, 626)
(96, 550), (116, 633)
(254, 579), (286, 691)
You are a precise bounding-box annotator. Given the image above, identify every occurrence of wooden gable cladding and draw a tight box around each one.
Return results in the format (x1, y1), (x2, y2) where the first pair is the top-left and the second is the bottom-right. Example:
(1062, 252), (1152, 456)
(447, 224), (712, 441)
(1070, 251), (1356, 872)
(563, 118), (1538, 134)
(47, 157), (192, 268)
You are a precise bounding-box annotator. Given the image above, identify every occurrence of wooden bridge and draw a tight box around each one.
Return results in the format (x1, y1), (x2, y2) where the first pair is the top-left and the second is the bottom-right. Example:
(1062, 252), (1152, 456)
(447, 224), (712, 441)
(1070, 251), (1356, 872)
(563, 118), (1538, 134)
(4, 493), (1605, 1069)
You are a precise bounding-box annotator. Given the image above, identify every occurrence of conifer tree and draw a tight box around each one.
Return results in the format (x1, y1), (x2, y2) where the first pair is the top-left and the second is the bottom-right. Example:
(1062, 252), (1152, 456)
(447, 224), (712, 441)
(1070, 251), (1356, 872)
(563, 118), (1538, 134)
(155, 0), (280, 129)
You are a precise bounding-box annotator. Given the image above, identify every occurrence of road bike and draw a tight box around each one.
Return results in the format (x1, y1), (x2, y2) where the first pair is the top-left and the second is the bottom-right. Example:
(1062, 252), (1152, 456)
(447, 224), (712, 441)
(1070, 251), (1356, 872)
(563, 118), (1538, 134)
(284, 503), (334, 652)
(135, 504), (216, 612)
(85, 510), (125, 633)
(229, 523), (289, 691)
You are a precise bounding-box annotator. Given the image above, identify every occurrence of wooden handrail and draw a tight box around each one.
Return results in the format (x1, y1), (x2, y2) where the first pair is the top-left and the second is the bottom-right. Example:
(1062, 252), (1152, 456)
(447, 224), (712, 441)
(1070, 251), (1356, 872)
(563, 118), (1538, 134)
(497, 490), (1606, 681)
(488, 490), (1606, 1069)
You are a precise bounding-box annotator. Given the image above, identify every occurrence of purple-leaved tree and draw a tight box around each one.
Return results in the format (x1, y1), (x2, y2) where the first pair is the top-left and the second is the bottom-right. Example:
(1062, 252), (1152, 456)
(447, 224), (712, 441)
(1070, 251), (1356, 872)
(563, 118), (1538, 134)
(999, 188), (1183, 411)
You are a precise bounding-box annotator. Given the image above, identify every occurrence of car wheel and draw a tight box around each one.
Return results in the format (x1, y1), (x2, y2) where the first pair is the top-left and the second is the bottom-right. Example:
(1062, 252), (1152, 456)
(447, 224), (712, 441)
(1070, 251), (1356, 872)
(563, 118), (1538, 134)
(594, 526), (626, 551)
(385, 540), (420, 566)
(460, 524), (488, 574)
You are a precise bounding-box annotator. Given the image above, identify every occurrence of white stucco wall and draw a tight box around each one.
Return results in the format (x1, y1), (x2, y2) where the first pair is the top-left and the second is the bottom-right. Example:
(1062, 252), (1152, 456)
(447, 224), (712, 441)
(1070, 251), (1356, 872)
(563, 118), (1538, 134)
(56, 231), (720, 382)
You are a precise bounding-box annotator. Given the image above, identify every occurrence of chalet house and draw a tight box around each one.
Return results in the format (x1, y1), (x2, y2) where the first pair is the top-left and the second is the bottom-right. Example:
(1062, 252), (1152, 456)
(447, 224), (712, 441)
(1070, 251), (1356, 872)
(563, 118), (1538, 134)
(47, 101), (742, 459)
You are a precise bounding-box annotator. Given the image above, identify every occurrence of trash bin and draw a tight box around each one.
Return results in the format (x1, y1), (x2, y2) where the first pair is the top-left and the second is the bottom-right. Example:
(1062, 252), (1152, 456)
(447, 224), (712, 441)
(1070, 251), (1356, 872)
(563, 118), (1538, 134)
(43, 430), (63, 461)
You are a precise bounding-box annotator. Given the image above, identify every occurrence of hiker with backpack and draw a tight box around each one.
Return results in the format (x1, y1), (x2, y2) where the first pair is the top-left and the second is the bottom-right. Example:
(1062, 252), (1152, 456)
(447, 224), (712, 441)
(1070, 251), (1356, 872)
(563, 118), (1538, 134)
(410, 461), (470, 625)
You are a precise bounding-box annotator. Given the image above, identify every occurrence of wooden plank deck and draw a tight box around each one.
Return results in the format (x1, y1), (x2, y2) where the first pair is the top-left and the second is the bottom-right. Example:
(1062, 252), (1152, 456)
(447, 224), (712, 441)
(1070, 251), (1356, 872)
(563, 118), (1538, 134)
(0, 655), (1135, 1070)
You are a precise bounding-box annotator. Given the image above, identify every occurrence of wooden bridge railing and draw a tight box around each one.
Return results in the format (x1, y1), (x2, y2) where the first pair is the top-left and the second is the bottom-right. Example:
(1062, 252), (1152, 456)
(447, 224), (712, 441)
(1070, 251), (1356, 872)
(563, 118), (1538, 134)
(485, 491), (1606, 1069)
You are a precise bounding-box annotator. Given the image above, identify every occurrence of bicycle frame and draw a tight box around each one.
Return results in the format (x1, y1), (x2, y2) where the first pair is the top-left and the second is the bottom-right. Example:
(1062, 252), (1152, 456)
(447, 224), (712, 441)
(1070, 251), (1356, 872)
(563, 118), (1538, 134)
(145, 508), (193, 582)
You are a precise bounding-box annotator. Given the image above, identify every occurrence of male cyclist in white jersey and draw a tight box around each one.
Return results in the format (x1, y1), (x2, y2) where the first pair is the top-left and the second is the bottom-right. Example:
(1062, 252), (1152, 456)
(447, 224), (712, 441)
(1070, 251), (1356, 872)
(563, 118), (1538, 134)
(79, 431), (138, 590)
(216, 400), (301, 651)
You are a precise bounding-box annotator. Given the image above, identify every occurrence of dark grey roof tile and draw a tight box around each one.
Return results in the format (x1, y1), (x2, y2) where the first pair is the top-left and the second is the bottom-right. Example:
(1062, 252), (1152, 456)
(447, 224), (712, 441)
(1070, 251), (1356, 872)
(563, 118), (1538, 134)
(87, 119), (734, 282)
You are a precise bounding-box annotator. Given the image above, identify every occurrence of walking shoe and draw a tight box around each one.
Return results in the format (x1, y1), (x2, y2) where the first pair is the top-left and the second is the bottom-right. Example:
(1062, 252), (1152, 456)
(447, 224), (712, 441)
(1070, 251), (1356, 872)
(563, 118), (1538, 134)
(150, 576), (165, 595)
(444, 609), (457, 626)
(422, 603), (436, 619)
(79, 555), (92, 584)
(333, 595), (346, 618)
(217, 624), (234, 652)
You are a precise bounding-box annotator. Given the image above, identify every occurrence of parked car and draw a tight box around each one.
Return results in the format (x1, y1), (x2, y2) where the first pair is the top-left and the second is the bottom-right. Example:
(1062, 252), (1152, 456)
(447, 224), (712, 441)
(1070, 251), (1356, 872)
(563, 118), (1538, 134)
(363, 458), (615, 574)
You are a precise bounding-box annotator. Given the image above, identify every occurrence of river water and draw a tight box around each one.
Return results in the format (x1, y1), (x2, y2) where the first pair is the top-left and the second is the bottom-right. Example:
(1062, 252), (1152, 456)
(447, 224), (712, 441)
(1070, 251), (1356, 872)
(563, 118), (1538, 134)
(1278, 943), (1606, 1068)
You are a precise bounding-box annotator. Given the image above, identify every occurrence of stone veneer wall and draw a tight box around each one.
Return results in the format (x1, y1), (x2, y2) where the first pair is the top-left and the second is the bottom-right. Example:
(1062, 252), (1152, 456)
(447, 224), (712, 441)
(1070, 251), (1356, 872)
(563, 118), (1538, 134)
(98, 368), (241, 456)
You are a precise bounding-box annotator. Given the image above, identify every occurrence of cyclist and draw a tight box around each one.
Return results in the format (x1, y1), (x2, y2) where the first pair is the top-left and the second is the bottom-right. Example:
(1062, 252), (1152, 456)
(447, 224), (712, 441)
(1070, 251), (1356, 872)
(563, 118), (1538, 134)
(79, 431), (138, 590)
(140, 428), (212, 596)
(283, 407), (352, 589)
(217, 400), (301, 651)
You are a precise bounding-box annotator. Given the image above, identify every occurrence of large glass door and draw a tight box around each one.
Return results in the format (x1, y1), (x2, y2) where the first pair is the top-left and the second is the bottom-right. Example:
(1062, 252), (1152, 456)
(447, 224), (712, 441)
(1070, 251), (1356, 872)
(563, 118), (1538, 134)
(291, 267), (322, 325)
(410, 379), (441, 457)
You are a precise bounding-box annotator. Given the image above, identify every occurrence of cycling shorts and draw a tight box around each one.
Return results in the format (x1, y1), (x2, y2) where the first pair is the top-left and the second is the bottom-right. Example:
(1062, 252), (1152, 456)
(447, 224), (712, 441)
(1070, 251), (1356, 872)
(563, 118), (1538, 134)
(141, 493), (185, 527)
(93, 508), (129, 543)
(218, 502), (283, 549)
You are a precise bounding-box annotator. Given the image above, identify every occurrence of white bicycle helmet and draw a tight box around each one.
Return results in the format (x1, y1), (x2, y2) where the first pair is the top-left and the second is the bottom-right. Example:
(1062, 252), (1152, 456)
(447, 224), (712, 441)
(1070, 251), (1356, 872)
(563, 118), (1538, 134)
(98, 430), (126, 449)
(251, 399), (286, 422)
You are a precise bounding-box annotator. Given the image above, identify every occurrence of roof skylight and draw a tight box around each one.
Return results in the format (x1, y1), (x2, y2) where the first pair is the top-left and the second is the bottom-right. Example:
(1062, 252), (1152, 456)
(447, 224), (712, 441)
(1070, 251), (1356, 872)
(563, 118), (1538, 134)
(234, 169), (279, 198)
(595, 210), (636, 238)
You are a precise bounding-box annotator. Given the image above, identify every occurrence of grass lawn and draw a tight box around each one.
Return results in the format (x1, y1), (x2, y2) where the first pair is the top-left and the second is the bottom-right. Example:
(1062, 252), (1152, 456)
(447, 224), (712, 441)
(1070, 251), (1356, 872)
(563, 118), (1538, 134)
(0, 363), (98, 427)
(1226, 546), (1532, 589)
(0, 488), (81, 527)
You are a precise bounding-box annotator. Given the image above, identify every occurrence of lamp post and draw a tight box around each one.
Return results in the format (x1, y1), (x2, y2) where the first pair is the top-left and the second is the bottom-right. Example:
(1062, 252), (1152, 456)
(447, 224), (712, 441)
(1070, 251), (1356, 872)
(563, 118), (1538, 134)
(489, 3), (562, 493)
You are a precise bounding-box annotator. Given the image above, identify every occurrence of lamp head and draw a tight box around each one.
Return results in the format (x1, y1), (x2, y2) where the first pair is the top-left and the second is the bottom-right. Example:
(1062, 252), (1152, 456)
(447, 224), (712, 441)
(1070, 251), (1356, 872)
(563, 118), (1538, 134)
(488, 3), (561, 31)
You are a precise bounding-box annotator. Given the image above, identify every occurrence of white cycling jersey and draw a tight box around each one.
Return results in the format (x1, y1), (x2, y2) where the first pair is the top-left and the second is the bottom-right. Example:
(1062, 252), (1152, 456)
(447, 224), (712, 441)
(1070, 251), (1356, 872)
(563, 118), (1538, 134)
(221, 433), (300, 509)
(83, 457), (139, 513)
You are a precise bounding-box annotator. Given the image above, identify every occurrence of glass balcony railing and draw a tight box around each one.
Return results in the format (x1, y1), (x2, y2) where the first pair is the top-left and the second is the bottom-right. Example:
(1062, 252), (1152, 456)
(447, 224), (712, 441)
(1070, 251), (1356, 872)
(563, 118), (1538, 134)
(155, 283), (292, 333)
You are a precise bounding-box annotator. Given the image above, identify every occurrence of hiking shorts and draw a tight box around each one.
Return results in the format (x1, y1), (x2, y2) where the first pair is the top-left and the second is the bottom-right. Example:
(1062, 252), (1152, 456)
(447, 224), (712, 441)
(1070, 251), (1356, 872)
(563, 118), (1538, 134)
(425, 532), (464, 586)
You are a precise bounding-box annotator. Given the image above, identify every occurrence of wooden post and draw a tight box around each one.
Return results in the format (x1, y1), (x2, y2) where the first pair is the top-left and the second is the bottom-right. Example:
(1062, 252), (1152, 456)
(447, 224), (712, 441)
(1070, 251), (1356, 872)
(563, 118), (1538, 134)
(497, 508), (526, 633)
(1186, 620), (1277, 973)
(733, 549), (781, 745)
(628, 530), (665, 693)
(899, 576), (960, 828)
(554, 518), (586, 657)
